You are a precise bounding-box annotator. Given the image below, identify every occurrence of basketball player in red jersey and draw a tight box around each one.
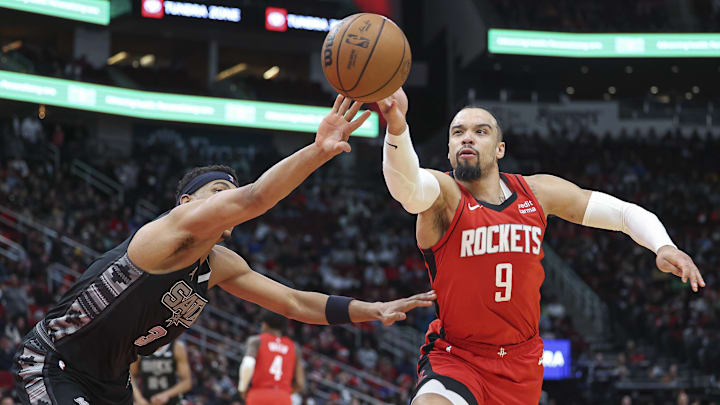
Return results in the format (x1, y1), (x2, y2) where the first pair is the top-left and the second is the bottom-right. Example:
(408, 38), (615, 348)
(238, 312), (305, 405)
(377, 88), (705, 405)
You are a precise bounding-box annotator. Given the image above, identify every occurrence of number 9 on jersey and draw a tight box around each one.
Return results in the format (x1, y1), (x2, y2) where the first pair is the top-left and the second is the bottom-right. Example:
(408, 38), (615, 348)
(495, 263), (512, 302)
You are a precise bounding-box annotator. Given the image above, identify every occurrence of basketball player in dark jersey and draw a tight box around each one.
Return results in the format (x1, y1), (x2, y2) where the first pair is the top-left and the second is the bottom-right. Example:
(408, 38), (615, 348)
(12, 95), (437, 405)
(378, 89), (704, 405)
(130, 341), (190, 405)
(238, 312), (304, 405)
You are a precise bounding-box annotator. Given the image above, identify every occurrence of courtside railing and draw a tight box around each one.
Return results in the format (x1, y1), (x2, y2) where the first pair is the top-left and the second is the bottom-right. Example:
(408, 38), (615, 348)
(542, 243), (611, 341)
(70, 159), (124, 202)
(186, 324), (397, 405)
(0, 234), (27, 262)
(0, 204), (99, 258)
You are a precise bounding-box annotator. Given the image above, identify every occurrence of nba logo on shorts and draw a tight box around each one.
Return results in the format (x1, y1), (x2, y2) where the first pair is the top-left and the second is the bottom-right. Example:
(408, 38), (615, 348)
(142, 0), (164, 19)
(266, 7), (288, 32)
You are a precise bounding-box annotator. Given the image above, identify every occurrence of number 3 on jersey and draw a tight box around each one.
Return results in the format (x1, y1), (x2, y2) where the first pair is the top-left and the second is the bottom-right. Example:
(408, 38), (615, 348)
(495, 263), (512, 302)
(269, 355), (283, 381)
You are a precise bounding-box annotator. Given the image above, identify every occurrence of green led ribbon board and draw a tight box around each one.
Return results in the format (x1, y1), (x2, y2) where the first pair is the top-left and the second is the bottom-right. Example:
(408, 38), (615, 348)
(0, 70), (379, 137)
(488, 29), (720, 58)
(0, 0), (110, 25)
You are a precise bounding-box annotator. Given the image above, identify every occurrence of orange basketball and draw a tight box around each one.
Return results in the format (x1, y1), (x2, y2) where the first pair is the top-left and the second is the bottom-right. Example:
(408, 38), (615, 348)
(320, 13), (412, 103)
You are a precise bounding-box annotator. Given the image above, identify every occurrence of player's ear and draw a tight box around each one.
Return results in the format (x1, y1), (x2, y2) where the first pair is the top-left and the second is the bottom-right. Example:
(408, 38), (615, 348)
(179, 194), (192, 205)
(496, 142), (505, 159)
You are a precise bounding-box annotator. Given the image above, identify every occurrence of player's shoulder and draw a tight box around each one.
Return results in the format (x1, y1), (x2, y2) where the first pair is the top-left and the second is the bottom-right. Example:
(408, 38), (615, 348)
(423, 169), (461, 200)
(245, 334), (262, 353)
(173, 340), (189, 358)
(424, 168), (454, 183)
(247, 334), (261, 344)
(520, 173), (570, 194)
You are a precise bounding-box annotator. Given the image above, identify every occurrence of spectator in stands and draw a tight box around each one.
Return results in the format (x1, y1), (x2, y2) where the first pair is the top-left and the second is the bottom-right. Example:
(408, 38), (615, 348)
(677, 390), (689, 405)
(356, 340), (378, 370)
(0, 336), (14, 371)
(3, 316), (25, 347)
(1, 276), (28, 321)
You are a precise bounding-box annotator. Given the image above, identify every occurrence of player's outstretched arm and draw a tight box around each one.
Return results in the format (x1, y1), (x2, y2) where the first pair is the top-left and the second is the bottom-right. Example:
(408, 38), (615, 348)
(209, 245), (436, 325)
(526, 174), (705, 292)
(377, 88), (443, 215)
(129, 96), (370, 272)
(169, 96), (371, 240)
(377, 88), (461, 248)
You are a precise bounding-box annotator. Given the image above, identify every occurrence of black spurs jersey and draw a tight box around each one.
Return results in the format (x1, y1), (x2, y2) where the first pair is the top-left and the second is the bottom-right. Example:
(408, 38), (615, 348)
(138, 343), (180, 404)
(38, 235), (211, 381)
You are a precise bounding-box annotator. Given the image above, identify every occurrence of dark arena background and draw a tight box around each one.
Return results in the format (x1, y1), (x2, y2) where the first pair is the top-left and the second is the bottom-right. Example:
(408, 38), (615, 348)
(1, 0), (720, 404)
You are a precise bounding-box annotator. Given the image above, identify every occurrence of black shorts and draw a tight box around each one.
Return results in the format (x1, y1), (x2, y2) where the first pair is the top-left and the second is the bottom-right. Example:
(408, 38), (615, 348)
(13, 326), (132, 405)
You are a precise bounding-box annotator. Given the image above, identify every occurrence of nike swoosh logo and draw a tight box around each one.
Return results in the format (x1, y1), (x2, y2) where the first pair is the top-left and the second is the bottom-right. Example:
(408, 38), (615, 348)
(468, 203), (481, 211)
(385, 142), (398, 149)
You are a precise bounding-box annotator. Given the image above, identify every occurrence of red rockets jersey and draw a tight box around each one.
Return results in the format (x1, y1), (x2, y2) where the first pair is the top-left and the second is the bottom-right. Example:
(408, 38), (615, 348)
(420, 173), (547, 347)
(250, 333), (296, 393)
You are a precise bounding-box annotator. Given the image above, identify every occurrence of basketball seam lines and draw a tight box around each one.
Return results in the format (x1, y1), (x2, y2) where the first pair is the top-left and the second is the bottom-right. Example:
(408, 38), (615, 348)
(335, 13), (366, 93)
(351, 28), (407, 99)
(345, 18), (386, 93)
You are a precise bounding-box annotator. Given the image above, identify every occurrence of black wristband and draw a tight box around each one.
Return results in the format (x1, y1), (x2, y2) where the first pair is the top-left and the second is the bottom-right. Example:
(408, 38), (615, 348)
(325, 295), (353, 325)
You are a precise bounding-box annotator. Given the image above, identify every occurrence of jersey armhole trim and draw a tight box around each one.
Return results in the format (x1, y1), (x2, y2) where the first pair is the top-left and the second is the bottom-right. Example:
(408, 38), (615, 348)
(514, 174), (547, 227)
(425, 190), (466, 253)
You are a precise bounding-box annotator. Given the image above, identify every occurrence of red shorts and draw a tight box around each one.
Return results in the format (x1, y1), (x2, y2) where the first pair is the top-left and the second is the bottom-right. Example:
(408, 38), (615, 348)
(413, 320), (544, 405)
(246, 388), (292, 405)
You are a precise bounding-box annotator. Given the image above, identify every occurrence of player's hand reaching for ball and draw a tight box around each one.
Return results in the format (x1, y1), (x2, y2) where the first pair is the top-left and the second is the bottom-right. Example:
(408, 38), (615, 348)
(316, 95), (371, 157)
(656, 245), (706, 292)
(375, 290), (436, 326)
(377, 87), (408, 135)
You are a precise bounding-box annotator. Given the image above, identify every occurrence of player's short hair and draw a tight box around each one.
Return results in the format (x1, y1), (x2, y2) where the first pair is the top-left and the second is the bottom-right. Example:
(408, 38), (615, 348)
(175, 164), (238, 203)
(261, 311), (289, 332)
(458, 104), (503, 142)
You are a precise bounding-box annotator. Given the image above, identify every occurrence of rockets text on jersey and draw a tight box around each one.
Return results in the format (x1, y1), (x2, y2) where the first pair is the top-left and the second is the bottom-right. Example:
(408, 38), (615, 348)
(420, 173), (547, 347)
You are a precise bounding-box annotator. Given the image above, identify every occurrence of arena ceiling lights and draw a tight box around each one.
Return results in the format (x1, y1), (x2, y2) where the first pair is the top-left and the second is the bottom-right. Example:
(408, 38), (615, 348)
(0, 0), (110, 25)
(0, 70), (379, 137)
(489, 29), (720, 58)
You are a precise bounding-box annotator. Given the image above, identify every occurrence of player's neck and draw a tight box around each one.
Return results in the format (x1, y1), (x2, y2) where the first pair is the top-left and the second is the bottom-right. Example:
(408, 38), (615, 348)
(457, 170), (505, 205)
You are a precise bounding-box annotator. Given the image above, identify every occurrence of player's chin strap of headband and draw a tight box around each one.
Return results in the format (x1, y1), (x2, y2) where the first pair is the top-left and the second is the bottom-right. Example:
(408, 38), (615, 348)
(177, 171), (239, 205)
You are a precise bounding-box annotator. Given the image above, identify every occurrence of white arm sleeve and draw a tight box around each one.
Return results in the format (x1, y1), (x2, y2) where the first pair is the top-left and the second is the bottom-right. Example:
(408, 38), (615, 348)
(581, 191), (676, 254)
(238, 356), (256, 392)
(382, 125), (441, 214)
